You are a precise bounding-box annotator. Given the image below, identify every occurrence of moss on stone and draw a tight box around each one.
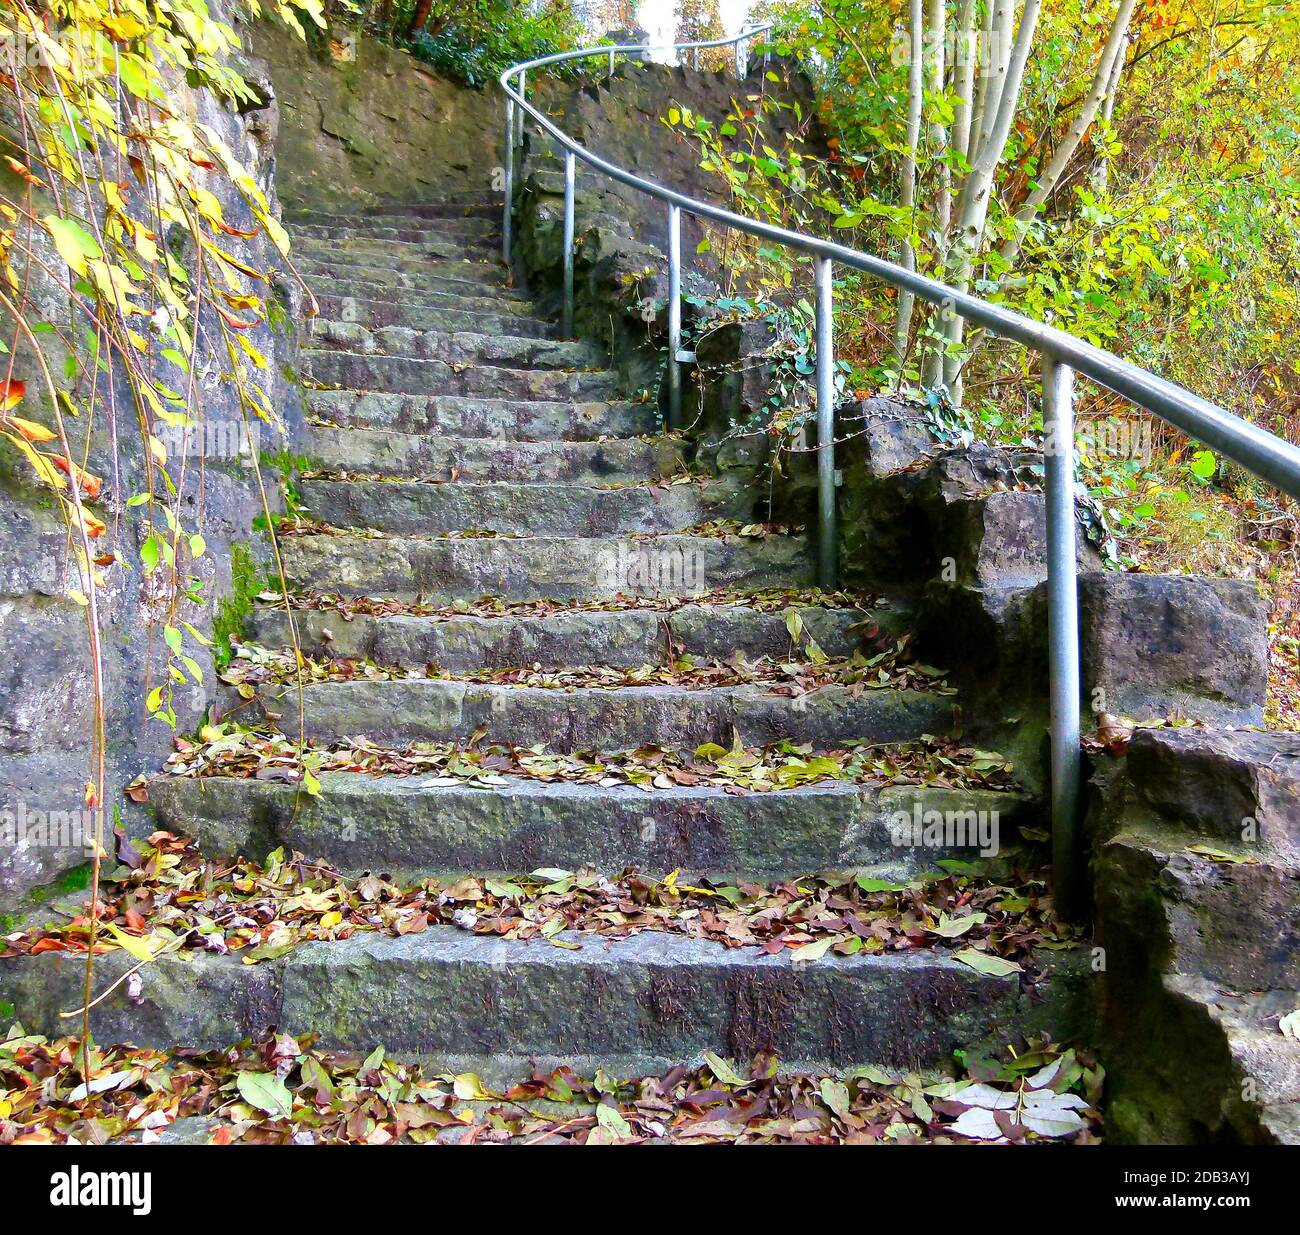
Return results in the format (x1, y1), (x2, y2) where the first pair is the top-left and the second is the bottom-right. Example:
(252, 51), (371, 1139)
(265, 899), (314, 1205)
(213, 542), (264, 670)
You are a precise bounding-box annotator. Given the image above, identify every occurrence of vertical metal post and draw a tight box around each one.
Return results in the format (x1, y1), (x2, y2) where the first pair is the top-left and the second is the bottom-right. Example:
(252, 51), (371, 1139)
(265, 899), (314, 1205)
(667, 203), (682, 429)
(691, 47), (699, 69)
(562, 150), (576, 339)
(516, 69), (526, 149)
(502, 96), (514, 266)
(735, 35), (747, 78)
(608, 50), (615, 78)
(815, 257), (836, 588)
(1043, 356), (1082, 919)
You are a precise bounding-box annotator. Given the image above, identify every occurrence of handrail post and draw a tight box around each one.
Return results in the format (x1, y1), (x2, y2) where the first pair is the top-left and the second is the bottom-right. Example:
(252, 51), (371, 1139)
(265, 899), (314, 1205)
(608, 49), (615, 79)
(667, 203), (682, 429)
(562, 150), (576, 338)
(735, 33), (748, 78)
(815, 256), (837, 588)
(516, 69), (527, 149)
(1043, 356), (1082, 919)
(502, 94), (514, 266)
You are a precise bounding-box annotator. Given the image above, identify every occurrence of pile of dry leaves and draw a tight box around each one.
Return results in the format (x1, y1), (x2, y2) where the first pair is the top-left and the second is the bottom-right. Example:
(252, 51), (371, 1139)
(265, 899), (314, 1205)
(257, 585), (880, 622)
(218, 638), (954, 696)
(0, 1030), (1102, 1145)
(2, 833), (1073, 974)
(162, 729), (1018, 795)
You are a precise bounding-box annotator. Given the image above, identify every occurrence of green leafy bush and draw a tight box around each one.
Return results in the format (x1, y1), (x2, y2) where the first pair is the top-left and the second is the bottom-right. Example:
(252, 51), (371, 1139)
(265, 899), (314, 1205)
(398, 1), (585, 87)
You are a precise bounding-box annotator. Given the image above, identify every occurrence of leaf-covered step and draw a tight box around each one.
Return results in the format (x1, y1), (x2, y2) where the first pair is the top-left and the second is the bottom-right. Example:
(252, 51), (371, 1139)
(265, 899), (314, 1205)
(294, 476), (750, 538)
(309, 293), (553, 338)
(231, 675), (955, 750)
(279, 528), (814, 600)
(146, 770), (1028, 882)
(251, 594), (889, 670)
(299, 351), (623, 400)
(305, 391), (658, 439)
(3, 925), (1024, 1070)
(301, 320), (599, 369)
(297, 424), (684, 482)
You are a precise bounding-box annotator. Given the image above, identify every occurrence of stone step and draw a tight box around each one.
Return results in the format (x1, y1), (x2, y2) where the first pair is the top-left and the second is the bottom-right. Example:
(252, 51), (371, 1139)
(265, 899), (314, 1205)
(300, 351), (622, 401)
(147, 771), (1028, 885)
(287, 198), (502, 225)
(295, 232), (496, 262)
(301, 320), (598, 369)
(306, 391), (658, 440)
(297, 255), (509, 291)
(280, 529), (813, 601)
(294, 477), (750, 537)
(302, 271), (532, 312)
(297, 246), (504, 282)
(239, 677), (955, 750)
(301, 395), (650, 441)
(3, 924), (1029, 1070)
(252, 598), (888, 670)
(309, 293), (553, 339)
(305, 280), (535, 316)
(298, 424), (685, 481)
(293, 218), (498, 245)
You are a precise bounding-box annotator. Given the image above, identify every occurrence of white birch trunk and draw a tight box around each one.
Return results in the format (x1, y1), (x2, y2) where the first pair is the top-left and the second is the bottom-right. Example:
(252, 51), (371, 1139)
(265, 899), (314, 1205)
(920, 0), (952, 389)
(998, 0), (1137, 267)
(893, 0), (927, 363)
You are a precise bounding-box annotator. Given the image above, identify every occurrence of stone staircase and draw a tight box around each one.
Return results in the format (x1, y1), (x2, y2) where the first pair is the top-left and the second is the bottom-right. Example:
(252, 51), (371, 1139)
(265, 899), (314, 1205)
(4, 194), (1083, 1081)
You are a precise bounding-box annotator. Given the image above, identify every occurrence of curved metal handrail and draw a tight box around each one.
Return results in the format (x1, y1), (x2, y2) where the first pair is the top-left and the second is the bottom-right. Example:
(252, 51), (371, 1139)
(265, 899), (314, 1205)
(497, 24), (1300, 913)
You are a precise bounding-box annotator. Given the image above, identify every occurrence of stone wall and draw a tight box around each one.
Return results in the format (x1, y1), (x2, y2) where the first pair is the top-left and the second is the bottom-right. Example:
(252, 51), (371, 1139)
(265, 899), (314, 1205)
(252, 23), (504, 211)
(0, 7), (304, 911)
(1089, 729), (1300, 1142)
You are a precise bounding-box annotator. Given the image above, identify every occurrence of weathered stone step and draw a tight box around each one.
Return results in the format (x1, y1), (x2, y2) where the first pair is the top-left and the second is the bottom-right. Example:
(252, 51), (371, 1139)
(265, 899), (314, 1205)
(301, 320), (598, 369)
(252, 598), (885, 670)
(298, 424), (684, 481)
(3, 925), (1026, 1070)
(241, 677), (955, 750)
(310, 293), (553, 338)
(148, 772), (1027, 885)
(297, 246), (504, 282)
(280, 529), (813, 601)
(293, 218), (498, 245)
(287, 198), (502, 224)
(302, 272), (532, 312)
(306, 391), (658, 439)
(306, 280), (534, 315)
(298, 255), (508, 290)
(295, 477), (749, 537)
(300, 351), (621, 400)
(295, 233), (496, 262)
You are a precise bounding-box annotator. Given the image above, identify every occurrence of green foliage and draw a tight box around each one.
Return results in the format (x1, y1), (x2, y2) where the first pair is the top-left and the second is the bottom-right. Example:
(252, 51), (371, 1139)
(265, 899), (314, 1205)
(397, 1), (584, 87)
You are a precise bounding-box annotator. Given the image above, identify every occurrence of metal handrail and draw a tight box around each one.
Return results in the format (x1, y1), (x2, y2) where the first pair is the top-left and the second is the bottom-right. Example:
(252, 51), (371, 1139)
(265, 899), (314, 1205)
(498, 25), (1300, 914)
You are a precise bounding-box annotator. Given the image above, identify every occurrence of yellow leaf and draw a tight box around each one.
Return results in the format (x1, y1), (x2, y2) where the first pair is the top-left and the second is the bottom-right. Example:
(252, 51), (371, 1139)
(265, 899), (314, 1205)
(104, 922), (156, 963)
(4, 416), (55, 443)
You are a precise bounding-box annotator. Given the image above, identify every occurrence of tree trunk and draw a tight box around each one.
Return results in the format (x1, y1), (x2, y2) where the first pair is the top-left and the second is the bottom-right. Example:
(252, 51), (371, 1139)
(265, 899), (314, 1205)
(408, 0), (434, 38)
(1091, 29), (1129, 192)
(893, 0), (926, 364)
(998, 0), (1137, 268)
(953, 0), (979, 164)
(920, 0), (952, 391)
(942, 0), (1044, 396)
